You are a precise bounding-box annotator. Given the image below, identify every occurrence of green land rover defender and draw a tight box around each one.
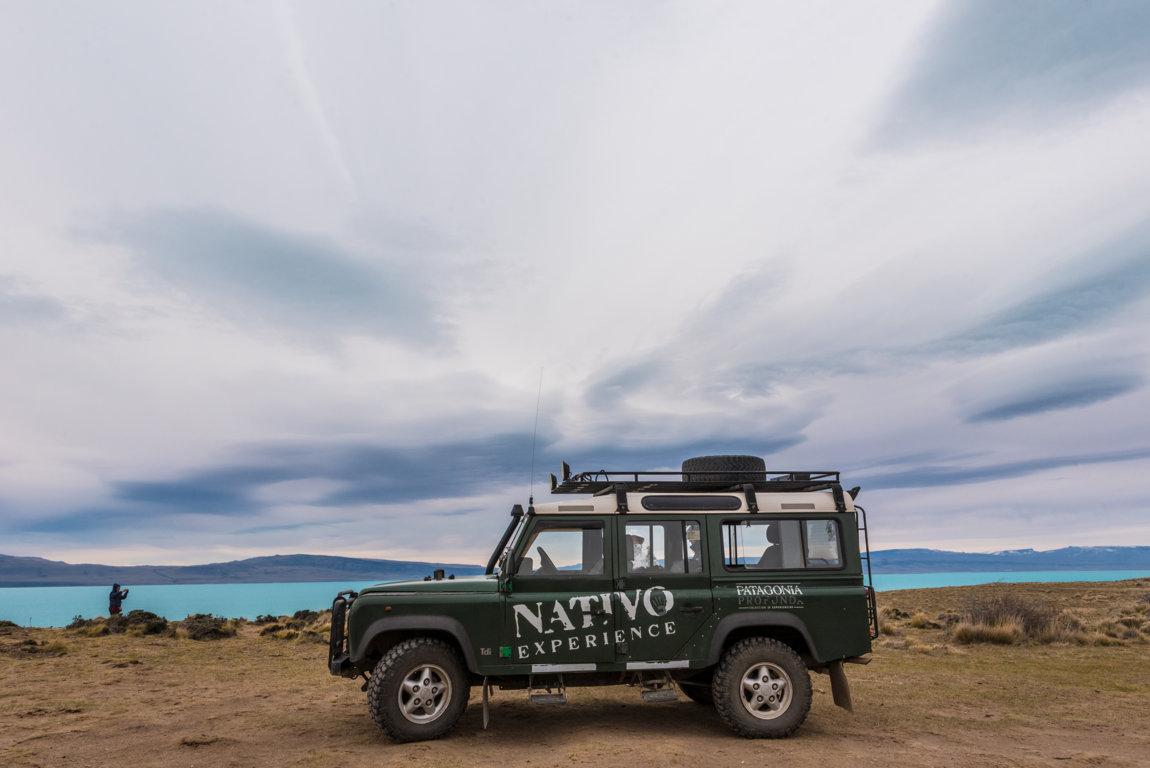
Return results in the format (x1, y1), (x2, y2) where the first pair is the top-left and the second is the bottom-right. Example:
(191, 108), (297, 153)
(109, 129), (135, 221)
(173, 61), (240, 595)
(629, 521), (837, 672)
(327, 455), (878, 742)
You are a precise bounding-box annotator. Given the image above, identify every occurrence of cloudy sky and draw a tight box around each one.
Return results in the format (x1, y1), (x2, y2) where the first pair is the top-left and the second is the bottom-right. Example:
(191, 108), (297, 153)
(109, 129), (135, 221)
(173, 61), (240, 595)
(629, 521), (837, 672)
(2, 0), (1149, 566)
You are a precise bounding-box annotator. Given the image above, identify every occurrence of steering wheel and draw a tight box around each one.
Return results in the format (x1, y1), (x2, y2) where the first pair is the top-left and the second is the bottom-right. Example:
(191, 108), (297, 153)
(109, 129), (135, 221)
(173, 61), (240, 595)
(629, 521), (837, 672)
(536, 546), (558, 575)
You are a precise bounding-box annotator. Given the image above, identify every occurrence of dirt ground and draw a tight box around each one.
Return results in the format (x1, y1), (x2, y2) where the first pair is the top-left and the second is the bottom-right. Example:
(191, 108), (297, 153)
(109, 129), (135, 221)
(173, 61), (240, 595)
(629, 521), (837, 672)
(2, 580), (1149, 768)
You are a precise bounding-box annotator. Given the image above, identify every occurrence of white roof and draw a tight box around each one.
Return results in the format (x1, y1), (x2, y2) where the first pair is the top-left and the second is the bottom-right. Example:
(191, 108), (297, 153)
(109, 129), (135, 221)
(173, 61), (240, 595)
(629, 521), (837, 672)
(533, 489), (852, 515)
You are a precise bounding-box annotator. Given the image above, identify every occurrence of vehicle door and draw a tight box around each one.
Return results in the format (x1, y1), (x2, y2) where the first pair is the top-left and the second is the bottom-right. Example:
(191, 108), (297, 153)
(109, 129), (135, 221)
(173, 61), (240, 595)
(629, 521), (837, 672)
(612, 515), (714, 666)
(502, 516), (616, 669)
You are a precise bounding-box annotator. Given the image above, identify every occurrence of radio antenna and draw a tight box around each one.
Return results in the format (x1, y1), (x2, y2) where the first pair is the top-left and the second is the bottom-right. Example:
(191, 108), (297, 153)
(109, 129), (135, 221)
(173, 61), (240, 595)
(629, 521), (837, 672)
(528, 367), (544, 506)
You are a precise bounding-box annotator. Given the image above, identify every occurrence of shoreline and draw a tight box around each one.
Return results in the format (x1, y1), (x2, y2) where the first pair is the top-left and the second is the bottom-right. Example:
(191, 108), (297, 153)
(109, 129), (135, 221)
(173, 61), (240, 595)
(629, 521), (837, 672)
(5, 572), (1150, 628)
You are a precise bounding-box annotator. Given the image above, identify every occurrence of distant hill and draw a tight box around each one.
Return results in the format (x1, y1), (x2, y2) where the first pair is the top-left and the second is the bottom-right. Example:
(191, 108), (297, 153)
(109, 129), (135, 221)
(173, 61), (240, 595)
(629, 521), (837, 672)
(870, 546), (1150, 573)
(2, 546), (1148, 587)
(0, 553), (485, 587)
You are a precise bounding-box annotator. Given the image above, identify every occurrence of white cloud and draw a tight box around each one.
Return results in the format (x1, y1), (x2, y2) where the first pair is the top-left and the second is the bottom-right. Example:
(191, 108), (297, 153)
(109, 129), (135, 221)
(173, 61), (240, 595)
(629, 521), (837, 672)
(1, 1), (1149, 564)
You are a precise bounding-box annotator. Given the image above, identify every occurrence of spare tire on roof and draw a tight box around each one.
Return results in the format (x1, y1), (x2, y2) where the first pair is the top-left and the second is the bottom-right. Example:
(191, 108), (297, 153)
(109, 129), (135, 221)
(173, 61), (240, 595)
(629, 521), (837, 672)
(681, 455), (766, 482)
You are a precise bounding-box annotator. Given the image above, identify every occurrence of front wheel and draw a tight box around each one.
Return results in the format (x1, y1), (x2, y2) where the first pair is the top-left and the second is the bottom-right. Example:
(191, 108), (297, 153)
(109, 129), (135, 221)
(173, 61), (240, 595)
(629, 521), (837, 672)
(367, 638), (469, 742)
(712, 638), (811, 738)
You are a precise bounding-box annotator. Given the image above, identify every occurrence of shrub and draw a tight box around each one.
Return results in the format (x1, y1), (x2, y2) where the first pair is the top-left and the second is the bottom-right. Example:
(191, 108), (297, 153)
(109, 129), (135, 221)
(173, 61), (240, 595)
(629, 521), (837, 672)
(182, 614), (236, 641)
(963, 593), (1057, 637)
(120, 610), (169, 635)
(253, 615), (279, 625)
(950, 592), (1093, 645)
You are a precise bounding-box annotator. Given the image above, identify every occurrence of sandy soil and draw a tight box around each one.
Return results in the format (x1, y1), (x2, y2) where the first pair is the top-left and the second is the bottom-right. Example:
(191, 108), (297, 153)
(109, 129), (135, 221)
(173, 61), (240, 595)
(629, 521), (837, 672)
(2, 580), (1149, 768)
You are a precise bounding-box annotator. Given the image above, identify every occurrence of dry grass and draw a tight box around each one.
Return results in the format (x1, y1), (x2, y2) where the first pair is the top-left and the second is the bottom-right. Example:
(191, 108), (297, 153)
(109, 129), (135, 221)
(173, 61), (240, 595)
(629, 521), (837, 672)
(906, 612), (940, 630)
(876, 578), (1150, 648)
(2, 581), (1150, 767)
(950, 620), (1025, 645)
(257, 609), (332, 644)
(3, 580), (1150, 767)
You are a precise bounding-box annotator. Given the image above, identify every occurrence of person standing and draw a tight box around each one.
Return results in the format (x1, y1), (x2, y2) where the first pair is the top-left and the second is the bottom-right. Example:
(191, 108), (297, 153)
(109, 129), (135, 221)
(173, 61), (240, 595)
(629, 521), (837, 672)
(108, 583), (129, 615)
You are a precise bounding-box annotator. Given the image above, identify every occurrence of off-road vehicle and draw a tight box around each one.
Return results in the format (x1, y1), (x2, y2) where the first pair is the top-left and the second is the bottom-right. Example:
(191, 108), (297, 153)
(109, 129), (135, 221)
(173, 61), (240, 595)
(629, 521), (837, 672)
(328, 454), (878, 741)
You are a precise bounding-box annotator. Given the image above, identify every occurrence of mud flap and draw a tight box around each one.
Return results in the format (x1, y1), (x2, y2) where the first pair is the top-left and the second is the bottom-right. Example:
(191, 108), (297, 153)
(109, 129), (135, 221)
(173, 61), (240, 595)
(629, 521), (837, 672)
(482, 676), (491, 730)
(828, 660), (853, 712)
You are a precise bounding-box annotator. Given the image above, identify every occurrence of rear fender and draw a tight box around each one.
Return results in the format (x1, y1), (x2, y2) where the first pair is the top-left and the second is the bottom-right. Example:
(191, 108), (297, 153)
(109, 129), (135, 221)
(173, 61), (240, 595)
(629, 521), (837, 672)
(704, 612), (820, 666)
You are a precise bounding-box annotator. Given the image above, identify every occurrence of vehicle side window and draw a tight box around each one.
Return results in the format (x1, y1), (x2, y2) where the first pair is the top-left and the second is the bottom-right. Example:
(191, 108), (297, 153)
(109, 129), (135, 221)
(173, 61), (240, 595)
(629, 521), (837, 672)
(804, 519), (842, 568)
(722, 520), (804, 570)
(516, 525), (604, 576)
(624, 521), (704, 575)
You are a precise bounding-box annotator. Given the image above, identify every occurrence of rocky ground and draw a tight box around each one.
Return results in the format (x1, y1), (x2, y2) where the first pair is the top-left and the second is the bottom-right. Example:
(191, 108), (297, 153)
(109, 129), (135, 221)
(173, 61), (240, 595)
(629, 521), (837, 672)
(2, 579), (1148, 768)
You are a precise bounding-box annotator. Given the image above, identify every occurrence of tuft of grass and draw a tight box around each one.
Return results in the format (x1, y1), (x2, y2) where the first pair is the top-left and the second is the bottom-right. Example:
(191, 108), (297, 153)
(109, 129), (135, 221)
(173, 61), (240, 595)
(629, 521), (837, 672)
(952, 620), (1025, 645)
(907, 612), (941, 630)
(3, 638), (69, 658)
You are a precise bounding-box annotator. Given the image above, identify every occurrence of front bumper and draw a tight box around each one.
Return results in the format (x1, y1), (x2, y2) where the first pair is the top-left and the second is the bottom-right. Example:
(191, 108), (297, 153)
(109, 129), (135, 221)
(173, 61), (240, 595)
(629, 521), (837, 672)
(327, 590), (359, 677)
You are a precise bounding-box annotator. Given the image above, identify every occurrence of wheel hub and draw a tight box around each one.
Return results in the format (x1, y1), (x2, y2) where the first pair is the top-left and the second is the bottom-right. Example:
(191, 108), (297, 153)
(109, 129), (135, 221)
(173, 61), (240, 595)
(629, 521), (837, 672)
(740, 662), (792, 720)
(398, 664), (451, 724)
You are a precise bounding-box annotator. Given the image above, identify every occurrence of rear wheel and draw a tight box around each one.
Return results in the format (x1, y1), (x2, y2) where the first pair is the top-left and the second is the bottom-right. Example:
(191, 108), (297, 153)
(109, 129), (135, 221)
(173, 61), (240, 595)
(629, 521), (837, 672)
(712, 638), (811, 738)
(367, 638), (469, 742)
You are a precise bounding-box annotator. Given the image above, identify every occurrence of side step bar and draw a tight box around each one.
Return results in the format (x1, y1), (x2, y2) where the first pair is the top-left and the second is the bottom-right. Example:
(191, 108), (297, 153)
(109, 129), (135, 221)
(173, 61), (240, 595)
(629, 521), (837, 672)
(527, 674), (567, 704)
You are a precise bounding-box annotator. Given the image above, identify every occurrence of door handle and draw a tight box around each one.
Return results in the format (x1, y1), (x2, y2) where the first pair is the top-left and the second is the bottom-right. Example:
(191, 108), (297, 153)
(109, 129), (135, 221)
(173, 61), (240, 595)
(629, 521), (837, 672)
(679, 604), (703, 613)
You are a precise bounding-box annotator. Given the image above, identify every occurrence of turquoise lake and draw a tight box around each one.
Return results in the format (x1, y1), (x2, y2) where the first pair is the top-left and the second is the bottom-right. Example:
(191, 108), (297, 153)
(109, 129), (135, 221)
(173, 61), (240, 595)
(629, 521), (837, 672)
(2, 570), (1148, 627)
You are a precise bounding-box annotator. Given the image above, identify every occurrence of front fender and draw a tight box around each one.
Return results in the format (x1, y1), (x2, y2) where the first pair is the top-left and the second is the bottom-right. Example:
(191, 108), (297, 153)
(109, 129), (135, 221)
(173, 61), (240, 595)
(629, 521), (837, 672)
(352, 614), (479, 673)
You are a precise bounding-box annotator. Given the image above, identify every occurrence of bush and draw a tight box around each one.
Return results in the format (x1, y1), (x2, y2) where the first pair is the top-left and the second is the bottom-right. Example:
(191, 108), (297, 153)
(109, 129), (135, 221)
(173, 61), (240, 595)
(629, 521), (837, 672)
(950, 592), (1091, 645)
(253, 615), (279, 625)
(182, 614), (236, 641)
(67, 611), (169, 637)
(119, 610), (169, 635)
(963, 593), (1057, 637)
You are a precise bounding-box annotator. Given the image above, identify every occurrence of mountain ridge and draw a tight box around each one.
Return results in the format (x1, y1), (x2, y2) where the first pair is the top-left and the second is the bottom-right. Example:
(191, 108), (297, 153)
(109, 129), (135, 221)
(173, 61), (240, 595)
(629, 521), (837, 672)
(0, 552), (485, 587)
(2, 546), (1148, 586)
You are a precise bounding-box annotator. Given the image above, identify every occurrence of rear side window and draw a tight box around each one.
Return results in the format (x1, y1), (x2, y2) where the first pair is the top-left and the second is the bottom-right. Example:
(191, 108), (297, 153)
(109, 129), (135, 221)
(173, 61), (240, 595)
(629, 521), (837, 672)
(804, 519), (842, 568)
(624, 520), (704, 574)
(722, 519), (842, 570)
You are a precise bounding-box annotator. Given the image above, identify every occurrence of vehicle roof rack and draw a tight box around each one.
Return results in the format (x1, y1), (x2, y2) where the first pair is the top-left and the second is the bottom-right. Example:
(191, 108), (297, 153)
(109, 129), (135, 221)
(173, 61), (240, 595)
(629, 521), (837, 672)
(549, 464), (846, 510)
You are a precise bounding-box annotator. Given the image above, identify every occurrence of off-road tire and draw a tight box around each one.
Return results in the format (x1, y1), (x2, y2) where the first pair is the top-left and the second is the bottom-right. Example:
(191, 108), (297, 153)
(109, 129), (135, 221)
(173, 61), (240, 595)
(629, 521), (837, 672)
(681, 455), (767, 482)
(712, 638), (811, 738)
(367, 638), (469, 742)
